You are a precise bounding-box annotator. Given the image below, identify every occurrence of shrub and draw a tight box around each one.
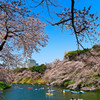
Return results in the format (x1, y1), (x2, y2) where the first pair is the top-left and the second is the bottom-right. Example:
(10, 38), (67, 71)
(14, 67), (28, 73)
(29, 64), (46, 74)
(64, 80), (75, 86)
(92, 44), (100, 52)
(64, 49), (91, 58)
(0, 81), (11, 90)
(32, 79), (47, 84)
(92, 44), (100, 49)
(14, 68), (20, 73)
(87, 83), (97, 87)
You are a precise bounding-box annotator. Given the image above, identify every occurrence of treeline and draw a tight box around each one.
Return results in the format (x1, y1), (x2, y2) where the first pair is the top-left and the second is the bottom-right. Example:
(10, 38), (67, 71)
(14, 64), (46, 74)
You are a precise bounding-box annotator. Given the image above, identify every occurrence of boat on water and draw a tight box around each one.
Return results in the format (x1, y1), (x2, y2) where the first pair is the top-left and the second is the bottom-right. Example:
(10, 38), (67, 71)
(63, 90), (66, 93)
(64, 90), (70, 92)
(28, 87), (33, 89)
(71, 91), (80, 94)
(80, 91), (85, 94)
(39, 88), (44, 90)
(63, 90), (70, 93)
(46, 93), (53, 96)
(48, 90), (56, 92)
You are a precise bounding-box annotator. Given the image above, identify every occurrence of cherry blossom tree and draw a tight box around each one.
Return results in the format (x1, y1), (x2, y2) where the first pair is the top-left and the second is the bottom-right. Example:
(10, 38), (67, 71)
(0, 45), (23, 68)
(0, 0), (100, 67)
(52, 0), (100, 49)
(19, 0), (100, 49)
(0, 0), (48, 67)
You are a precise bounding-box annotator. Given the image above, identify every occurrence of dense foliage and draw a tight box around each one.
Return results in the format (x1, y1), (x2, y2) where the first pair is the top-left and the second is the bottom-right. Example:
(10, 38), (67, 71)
(0, 81), (11, 90)
(29, 64), (46, 74)
(64, 80), (75, 86)
(14, 64), (46, 74)
(14, 67), (28, 73)
(92, 44), (100, 49)
(0, 1), (48, 68)
(64, 49), (91, 58)
(92, 44), (100, 52)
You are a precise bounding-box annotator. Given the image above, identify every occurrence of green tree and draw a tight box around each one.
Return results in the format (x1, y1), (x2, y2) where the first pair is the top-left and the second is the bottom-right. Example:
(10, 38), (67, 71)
(29, 64), (46, 74)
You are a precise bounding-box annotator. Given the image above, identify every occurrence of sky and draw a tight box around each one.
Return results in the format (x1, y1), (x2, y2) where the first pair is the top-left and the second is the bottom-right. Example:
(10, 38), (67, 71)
(28, 0), (100, 64)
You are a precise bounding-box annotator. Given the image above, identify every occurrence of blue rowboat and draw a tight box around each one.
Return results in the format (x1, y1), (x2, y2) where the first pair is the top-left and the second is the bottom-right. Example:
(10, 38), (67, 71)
(71, 91), (80, 94)
(39, 88), (44, 90)
(80, 91), (85, 94)
(64, 90), (70, 92)
(48, 90), (56, 92)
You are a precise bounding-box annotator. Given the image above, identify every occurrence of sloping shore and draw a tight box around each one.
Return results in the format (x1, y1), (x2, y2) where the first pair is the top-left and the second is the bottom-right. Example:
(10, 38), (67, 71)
(13, 70), (47, 84)
(43, 46), (100, 90)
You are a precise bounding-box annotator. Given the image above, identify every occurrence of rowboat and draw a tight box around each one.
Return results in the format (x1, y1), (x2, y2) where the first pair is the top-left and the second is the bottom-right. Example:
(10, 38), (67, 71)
(28, 87), (33, 89)
(80, 91), (85, 94)
(39, 88), (44, 90)
(48, 90), (55, 92)
(71, 91), (80, 94)
(64, 90), (70, 92)
(46, 93), (53, 96)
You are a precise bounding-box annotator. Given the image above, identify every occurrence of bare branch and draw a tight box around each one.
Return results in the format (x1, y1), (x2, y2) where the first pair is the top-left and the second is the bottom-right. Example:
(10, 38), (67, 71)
(52, 18), (72, 26)
(35, 0), (44, 7)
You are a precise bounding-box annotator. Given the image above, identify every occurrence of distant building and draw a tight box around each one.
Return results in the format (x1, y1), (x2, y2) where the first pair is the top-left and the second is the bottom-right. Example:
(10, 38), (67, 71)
(26, 59), (37, 68)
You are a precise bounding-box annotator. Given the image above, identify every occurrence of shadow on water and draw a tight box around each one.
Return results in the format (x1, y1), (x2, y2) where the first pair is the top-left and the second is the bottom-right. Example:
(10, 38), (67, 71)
(0, 84), (100, 100)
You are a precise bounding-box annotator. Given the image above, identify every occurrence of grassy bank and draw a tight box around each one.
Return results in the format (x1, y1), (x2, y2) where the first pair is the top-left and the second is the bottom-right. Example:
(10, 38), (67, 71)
(12, 78), (48, 84)
(0, 81), (11, 90)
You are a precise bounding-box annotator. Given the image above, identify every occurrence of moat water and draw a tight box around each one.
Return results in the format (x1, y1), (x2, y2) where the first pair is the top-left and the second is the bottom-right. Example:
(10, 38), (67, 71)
(0, 84), (100, 100)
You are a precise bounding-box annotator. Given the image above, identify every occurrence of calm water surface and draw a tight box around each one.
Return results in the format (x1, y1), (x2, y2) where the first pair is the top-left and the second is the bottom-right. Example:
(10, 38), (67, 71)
(0, 84), (100, 100)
